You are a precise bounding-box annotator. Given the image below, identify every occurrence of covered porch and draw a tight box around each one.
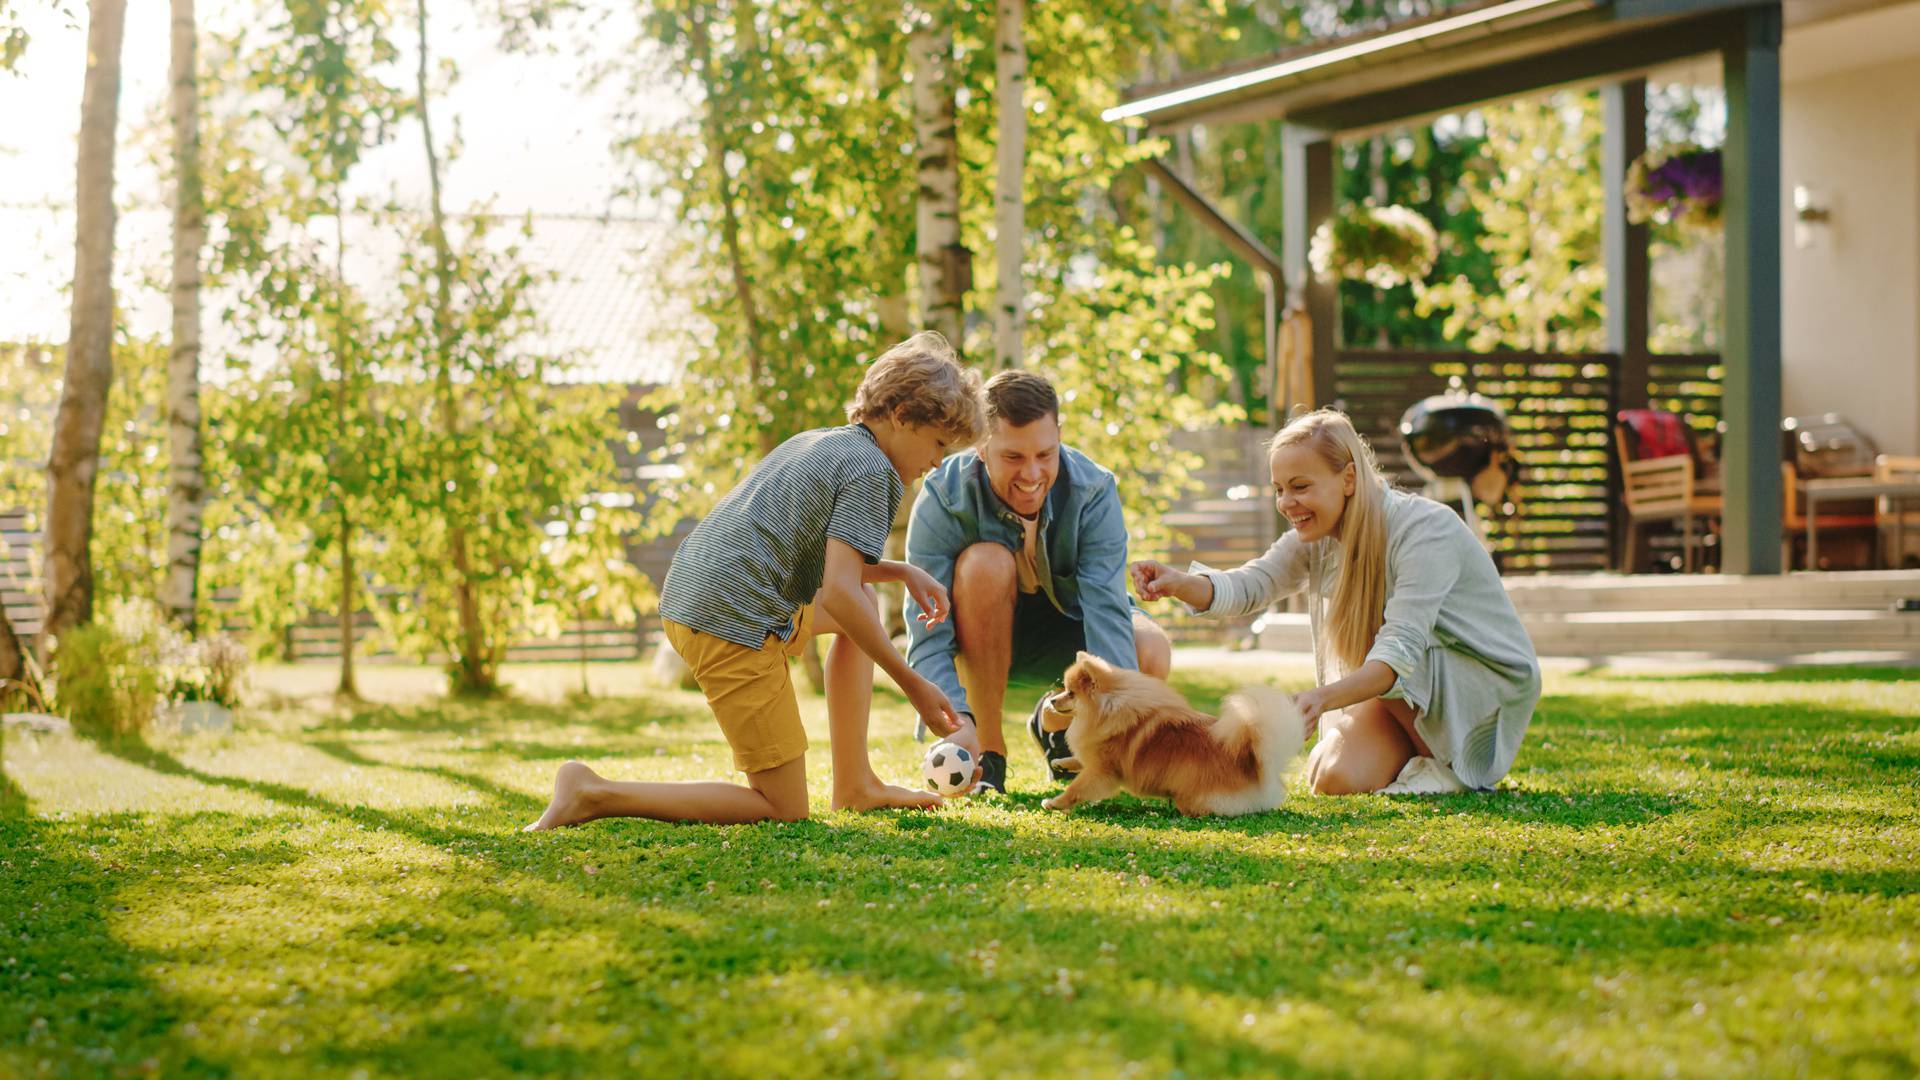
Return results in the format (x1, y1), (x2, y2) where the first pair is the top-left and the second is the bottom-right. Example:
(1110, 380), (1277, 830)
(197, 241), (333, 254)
(1115, 0), (1920, 579)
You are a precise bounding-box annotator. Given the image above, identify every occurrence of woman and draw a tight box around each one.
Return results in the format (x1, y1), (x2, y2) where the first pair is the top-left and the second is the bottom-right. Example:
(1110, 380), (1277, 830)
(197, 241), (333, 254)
(1132, 409), (1540, 794)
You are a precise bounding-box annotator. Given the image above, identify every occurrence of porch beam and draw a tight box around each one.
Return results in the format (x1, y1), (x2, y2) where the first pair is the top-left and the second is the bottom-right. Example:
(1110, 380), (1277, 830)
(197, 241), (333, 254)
(1721, 3), (1785, 574)
(1286, 12), (1742, 133)
(1602, 77), (1651, 412)
(1282, 127), (1338, 410)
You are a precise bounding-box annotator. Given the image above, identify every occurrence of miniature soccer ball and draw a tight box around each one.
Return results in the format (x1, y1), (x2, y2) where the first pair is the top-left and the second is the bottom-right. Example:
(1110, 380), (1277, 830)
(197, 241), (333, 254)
(923, 741), (976, 795)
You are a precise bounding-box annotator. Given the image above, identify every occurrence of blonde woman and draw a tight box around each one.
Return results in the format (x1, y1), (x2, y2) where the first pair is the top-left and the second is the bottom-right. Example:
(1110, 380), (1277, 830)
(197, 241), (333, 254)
(1131, 409), (1539, 795)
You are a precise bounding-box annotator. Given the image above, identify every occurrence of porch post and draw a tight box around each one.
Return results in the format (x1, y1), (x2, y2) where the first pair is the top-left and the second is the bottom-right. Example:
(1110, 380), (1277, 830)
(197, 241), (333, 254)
(1603, 77), (1651, 411)
(1602, 78), (1650, 570)
(1722, 4), (1785, 574)
(1283, 126), (1338, 410)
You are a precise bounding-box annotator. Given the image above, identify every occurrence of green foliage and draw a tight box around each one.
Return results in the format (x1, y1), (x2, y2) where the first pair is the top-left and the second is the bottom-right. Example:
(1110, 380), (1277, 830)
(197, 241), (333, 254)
(0, 338), (172, 613)
(49, 598), (168, 738)
(375, 214), (646, 682)
(3, 660), (1918, 1075)
(1415, 93), (1606, 353)
(624, 0), (927, 535)
(192, 1), (643, 688)
(624, 0), (1240, 554)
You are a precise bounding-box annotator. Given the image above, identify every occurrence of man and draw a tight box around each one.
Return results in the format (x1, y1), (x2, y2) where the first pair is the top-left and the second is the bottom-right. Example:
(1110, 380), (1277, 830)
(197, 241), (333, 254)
(904, 370), (1173, 792)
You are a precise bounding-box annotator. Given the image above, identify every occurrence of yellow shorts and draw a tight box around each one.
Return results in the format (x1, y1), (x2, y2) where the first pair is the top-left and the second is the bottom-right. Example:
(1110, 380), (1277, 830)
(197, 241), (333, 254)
(662, 605), (815, 774)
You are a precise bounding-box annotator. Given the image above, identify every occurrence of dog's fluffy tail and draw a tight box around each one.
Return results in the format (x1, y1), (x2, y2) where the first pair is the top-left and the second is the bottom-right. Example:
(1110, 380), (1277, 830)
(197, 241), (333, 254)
(1218, 686), (1307, 783)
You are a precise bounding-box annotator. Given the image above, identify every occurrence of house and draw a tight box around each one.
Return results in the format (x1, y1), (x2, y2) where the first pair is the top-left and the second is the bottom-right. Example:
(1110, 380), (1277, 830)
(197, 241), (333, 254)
(1110, 0), (1920, 656)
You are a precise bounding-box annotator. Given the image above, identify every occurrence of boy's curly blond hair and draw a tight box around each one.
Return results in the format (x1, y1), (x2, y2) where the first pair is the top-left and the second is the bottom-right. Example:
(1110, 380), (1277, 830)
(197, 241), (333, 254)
(847, 331), (987, 445)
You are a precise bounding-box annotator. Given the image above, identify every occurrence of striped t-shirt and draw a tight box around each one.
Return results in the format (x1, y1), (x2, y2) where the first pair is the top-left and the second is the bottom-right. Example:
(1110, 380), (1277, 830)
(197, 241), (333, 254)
(659, 424), (904, 649)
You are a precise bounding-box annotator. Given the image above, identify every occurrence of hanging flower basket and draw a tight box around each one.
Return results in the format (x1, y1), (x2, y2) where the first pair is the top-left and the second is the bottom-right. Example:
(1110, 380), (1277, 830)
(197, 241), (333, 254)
(1625, 145), (1722, 227)
(1308, 204), (1438, 290)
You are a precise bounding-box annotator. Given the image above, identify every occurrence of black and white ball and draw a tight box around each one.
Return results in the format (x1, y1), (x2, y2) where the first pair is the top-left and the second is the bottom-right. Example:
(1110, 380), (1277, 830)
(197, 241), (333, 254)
(923, 741), (976, 795)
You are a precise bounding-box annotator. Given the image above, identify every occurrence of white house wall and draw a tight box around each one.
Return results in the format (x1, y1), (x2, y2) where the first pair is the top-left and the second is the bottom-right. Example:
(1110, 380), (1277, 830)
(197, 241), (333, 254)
(1781, 7), (1920, 456)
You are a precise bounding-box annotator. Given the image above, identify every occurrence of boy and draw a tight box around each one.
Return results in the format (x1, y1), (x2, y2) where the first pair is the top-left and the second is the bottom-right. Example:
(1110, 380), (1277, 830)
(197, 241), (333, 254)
(525, 332), (986, 829)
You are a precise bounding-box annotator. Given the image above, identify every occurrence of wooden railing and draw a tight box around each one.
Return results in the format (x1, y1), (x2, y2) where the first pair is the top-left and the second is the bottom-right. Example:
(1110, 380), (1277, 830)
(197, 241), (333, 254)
(1335, 348), (1723, 573)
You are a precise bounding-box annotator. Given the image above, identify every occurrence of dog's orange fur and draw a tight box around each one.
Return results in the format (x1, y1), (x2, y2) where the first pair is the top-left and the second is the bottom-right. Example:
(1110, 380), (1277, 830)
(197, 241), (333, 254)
(1039, 652), (1305, 817)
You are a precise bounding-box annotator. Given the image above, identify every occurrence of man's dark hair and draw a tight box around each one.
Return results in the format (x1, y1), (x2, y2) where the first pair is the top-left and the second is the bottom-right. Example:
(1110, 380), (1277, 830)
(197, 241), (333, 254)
(984, 370), (1059, 429)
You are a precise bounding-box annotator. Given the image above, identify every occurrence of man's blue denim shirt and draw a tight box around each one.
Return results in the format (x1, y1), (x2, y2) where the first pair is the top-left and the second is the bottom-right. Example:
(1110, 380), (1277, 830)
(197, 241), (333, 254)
(903, 443), (1137, 720)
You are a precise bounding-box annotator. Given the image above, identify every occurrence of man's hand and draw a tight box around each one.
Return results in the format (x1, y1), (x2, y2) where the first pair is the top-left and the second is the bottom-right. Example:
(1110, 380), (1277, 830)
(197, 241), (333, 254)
(900, 564), (951, 627)
(906, 673), (964, 739)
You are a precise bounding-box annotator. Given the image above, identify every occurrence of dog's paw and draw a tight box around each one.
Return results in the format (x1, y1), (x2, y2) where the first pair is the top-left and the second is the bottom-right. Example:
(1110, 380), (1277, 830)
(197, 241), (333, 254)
(1041, 796), (1066, 812)
(1055, 756), (1082, 772)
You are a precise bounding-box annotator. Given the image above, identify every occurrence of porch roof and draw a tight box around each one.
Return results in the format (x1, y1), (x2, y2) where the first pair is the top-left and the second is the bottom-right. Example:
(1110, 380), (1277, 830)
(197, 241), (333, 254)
(1107, 0), (1889, 133)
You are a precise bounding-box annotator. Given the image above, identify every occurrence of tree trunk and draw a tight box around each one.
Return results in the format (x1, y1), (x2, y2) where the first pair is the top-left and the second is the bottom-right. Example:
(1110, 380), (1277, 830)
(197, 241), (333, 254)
(163, 0), (205, 634)
(414, 0), (492, 694)
(0, 603), (27, 689)
(337, 499), (357, 697)
(992, 0), (1024, 370)
(42, 0), (127, 655)
(692, 7), (776, 456)
(332, 197), (358, 700)
(874, 42), (913, 345)
(910, 11), (964, 350)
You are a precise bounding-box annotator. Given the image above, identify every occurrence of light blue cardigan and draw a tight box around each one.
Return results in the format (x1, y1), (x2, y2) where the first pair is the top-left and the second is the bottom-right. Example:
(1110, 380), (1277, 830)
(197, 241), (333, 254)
(1195, 488), (1540, 789)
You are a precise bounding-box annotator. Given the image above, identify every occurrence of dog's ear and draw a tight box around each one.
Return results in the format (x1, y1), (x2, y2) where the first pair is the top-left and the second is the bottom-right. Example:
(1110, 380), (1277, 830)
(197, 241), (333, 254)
(1066, 651), (1112, 696)
(1064, 655), (1097, 697)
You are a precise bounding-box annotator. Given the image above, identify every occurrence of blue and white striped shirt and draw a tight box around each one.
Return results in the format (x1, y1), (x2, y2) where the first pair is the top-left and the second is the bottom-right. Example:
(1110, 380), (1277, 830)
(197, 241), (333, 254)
(660, 424), (903, 649)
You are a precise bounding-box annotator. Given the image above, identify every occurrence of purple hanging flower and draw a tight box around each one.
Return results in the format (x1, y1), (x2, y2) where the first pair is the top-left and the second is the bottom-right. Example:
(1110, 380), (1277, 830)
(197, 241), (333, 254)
(1625, 145), (1723, 227)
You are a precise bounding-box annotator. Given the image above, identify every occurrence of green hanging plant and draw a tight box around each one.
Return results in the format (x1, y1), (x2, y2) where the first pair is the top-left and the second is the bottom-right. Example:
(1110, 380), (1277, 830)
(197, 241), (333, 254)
(1309, 204), (1439, 289)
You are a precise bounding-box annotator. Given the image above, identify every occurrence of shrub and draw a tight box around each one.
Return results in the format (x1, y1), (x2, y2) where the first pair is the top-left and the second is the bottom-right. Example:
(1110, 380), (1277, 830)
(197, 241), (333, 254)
(53, 599), (170, 738)
(165, 633), (251, 709)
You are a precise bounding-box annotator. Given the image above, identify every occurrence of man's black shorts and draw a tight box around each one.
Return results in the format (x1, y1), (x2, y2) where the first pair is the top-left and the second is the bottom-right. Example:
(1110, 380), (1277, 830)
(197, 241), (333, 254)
(1008, 589), (1085, 688)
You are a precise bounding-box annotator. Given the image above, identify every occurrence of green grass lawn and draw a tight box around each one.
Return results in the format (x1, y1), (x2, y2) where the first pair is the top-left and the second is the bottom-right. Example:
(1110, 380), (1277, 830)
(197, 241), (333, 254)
(3, 656), (1917, 1078)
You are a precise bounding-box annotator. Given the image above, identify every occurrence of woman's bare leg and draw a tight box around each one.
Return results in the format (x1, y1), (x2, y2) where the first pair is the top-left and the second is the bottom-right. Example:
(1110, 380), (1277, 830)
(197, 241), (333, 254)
(1306, 699), (1420, 795)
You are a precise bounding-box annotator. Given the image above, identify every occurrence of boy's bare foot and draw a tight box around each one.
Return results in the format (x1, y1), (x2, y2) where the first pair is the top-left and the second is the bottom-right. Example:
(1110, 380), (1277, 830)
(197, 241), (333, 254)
(523, 760), (603, 832)
(831, 778), (945, 812)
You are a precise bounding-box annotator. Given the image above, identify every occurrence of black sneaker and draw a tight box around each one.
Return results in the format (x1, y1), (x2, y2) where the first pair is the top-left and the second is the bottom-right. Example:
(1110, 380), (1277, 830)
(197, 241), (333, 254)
(975, 751), (1007, 794)
(1028, 692), (1078, 782)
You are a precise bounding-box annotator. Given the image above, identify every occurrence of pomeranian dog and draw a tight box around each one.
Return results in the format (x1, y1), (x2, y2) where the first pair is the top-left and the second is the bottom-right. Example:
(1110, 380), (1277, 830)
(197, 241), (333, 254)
(1038, 652), (1305, 817)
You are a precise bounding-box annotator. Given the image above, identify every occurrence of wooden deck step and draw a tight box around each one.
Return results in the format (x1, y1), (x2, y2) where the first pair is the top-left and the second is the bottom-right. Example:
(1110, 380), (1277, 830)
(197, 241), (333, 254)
(1256, 601), (1920, 657)
(1504, 570), (1920, 613)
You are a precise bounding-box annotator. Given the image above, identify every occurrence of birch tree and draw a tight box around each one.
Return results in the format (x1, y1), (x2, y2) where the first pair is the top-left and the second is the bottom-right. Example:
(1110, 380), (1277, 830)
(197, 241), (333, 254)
(163, 0), (206, 633)
(992, 0), (1024, 368)
(909, 4), (964, 350)
(41, 0), (127, 654)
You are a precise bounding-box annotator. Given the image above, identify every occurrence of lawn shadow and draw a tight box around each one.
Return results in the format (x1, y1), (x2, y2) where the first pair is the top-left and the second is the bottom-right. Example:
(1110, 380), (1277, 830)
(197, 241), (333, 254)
(307, 737), (546, 815)
(310, 694), (714, 738)
(0, 742), (239, 1074)
(0, 727), (26, 820)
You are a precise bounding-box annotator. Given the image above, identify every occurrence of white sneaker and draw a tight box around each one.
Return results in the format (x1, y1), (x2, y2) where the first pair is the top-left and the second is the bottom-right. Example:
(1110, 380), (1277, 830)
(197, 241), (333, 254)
(1378, 756), (1468, 795)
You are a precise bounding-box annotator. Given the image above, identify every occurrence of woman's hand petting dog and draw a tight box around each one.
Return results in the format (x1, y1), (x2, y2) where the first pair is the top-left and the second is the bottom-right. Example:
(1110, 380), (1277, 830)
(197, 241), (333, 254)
(1291, 687), (1330, 738)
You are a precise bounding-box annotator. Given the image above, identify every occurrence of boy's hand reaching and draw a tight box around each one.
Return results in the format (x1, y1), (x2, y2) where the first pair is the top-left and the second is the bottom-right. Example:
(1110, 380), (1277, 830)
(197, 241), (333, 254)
(906, 674), (964, 739)
(900, 565), (951, 627)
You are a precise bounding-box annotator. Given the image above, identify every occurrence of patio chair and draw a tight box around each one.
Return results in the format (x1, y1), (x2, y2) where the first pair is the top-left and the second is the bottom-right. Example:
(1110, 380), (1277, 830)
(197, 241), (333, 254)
(1781, 459), (1878, 570)
(1875, 454), (1920, 569)
(1615, 411), (1722, 573)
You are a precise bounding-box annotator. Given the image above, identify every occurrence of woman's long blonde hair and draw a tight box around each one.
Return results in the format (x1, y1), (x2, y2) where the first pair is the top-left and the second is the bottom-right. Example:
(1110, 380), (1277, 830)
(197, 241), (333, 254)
(1270, 409), (1389, 676)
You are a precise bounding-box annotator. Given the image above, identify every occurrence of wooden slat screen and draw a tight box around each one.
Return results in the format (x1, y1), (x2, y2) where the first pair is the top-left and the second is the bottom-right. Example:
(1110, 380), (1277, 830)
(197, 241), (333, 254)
(1335, 349), (1721, 573)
